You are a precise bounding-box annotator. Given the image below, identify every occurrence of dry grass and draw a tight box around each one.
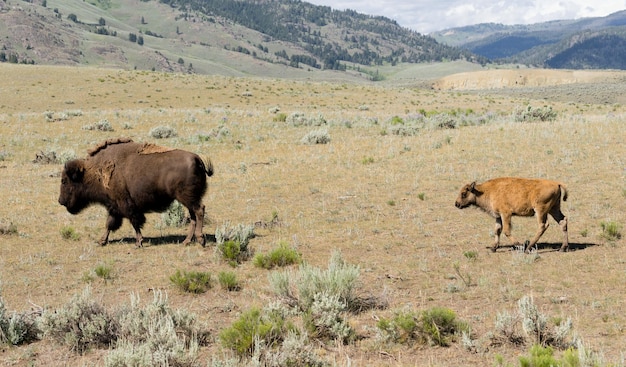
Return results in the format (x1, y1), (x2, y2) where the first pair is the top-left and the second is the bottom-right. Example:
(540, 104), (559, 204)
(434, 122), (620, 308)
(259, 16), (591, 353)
(0, 63), (624, 366)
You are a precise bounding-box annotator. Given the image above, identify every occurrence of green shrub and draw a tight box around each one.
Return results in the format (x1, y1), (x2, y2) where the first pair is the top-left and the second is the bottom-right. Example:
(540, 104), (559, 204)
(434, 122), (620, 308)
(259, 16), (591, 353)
(253, 242), (302, 269)
(600, 220), (622, 241)
(215, 222), (255, 265)
(518, 345), (562, 367)
(420, 307), (468, 346)
(169, 270), (212, 293)
(377, 307), (468, 347)
(218, 271), (241, 291)
(463, 251), (478, 260)
(39, 287), (117, 354)
(60, 226), (80, 241)
(219, 307), (282, 357)
(95, 262), (113, 282)
(273, 112), (287, 122)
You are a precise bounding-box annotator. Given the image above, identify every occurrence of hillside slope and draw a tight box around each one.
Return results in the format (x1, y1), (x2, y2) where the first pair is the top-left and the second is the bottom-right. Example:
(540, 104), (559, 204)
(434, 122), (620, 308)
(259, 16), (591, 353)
(0, 0), (481, 79)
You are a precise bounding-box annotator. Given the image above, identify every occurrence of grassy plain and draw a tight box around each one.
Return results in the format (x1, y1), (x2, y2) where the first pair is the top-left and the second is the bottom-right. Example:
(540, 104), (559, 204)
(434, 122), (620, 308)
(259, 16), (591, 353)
(0, 63), (624, 366)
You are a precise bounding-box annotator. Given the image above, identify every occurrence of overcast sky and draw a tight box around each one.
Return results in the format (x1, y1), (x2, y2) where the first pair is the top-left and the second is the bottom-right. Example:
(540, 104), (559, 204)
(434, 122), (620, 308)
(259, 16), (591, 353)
(305, 0), (626, 34)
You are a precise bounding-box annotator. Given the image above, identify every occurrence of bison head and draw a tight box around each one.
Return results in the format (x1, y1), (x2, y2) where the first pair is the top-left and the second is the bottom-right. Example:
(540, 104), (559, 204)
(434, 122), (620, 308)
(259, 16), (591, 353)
(59, 159), (89, 214)
(455, 181), (477, 209)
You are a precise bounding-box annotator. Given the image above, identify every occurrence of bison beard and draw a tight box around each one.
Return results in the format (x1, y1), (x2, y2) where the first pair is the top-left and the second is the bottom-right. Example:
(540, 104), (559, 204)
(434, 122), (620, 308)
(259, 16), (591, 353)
(454, 177), (569, 253)
(58, 138), (213, 248)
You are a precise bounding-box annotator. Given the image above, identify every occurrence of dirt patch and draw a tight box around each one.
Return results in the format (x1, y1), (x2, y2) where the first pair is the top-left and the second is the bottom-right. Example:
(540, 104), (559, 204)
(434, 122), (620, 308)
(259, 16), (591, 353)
(433, 69), (626, 90)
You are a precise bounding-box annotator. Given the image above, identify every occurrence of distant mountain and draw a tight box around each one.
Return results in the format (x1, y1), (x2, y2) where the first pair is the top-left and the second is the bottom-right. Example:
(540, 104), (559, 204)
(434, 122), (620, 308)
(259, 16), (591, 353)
(431, 10), (626, 69)
(0, 0), (483, 79)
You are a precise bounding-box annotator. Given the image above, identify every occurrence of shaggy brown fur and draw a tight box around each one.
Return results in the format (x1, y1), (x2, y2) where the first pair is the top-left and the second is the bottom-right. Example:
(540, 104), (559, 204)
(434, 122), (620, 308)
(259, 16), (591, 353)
(59, 138), (213, 248)
(455, 177), (568, 252)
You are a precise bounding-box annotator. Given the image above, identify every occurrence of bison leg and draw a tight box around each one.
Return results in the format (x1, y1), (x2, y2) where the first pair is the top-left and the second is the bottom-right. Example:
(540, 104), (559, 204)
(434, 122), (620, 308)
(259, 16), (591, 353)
(550, 208), (568, 252)
(128, 214), (146, 248)
(100, 214), (123, 246)
(526, 214), (549, 253)
(183, 204), (205, 247)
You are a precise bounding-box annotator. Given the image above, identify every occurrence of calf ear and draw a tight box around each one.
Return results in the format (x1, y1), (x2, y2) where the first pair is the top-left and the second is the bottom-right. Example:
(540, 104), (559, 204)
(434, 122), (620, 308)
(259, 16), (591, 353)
(469, 181), (476, 190)
(65, 160), (85, 182)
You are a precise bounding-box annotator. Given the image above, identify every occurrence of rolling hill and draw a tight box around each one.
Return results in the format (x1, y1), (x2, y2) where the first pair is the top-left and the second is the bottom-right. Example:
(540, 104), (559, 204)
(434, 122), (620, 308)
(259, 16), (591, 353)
(0, 0), (483, 79)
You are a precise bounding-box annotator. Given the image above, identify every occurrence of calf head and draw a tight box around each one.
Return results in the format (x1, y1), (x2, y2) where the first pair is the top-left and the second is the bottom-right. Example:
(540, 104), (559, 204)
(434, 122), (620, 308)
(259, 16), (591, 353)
(59, 159), (89, 214)
(455, 182), (477, 209)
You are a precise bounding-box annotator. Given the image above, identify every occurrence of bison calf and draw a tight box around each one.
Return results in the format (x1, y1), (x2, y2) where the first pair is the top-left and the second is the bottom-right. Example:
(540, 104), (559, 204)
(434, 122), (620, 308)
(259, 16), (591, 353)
(454, 177), (568, 252)
(59, 138), (213, 248)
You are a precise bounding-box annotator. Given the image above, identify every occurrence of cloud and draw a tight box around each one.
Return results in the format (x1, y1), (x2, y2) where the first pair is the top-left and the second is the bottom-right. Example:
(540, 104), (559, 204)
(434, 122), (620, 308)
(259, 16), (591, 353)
(306, 0), (626, 33)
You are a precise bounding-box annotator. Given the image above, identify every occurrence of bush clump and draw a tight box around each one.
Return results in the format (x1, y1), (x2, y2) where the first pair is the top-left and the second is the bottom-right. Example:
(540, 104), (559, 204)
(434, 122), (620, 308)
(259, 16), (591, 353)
(170, 270), (212, 294)
(82, 119), (114, 131)
(253, 241), (302, 269)
(286, 112), (326, 127)
(159, 200), (188, 228)
(0, 296), (40, 346)
(377, 307), (469, 347)
(600, 220), (622, 241)
(39, 287), (117, 354)
(301, 129), (330, 145)
(219, 306), (292, 357)
(514, 105), (557, 122)
(218, 271), (241, 291)
(107, 290), (208, 366)
(149, 125), (178, 139)
(215, 222), (255, 266)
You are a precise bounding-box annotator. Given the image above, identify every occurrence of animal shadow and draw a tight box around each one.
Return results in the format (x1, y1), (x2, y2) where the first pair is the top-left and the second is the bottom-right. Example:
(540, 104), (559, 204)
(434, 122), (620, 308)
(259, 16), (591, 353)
(110, 233), (217, 247)
(533, 242), (597, 253)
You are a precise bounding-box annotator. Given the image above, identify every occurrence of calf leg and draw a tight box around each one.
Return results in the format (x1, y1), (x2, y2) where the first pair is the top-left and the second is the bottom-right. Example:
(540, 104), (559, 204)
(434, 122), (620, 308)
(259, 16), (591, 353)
(100, 214), (122, 246)
(550, 209), (568, 252)
(526, 213), (549, 253)
(501, 213), (522, 248)
(492, 217), (503, 252)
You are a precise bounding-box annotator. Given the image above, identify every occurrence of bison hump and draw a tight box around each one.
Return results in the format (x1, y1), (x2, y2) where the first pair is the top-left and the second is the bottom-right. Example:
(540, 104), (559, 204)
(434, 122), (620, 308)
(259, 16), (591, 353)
(88, 137), (134, 156)
(138, 143), (175, 155)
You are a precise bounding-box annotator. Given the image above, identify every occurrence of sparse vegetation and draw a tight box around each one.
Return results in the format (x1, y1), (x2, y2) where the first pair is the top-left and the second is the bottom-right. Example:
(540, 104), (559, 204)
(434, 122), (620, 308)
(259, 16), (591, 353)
(0, 65), (624, 366)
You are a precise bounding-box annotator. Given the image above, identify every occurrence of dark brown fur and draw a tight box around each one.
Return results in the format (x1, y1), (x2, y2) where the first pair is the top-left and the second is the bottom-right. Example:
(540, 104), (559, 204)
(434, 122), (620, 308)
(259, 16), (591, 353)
(455, 177), (568, 252)
(59, 138), (213, 247)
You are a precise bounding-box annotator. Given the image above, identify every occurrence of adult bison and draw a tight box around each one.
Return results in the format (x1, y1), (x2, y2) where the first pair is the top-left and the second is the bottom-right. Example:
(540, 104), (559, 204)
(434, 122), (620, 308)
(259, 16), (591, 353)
(454, 177), (568, 253)
(59, 138), (213, 248)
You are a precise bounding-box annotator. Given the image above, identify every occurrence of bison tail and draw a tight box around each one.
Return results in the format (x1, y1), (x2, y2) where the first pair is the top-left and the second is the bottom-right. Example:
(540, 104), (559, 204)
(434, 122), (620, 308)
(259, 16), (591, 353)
(560, 184), (568, 202)
(201, 156), (214, 177)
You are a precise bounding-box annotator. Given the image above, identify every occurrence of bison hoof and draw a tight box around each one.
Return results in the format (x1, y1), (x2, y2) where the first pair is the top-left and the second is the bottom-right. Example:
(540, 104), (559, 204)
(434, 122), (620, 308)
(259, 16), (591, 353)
(490, 247), (497, 252)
